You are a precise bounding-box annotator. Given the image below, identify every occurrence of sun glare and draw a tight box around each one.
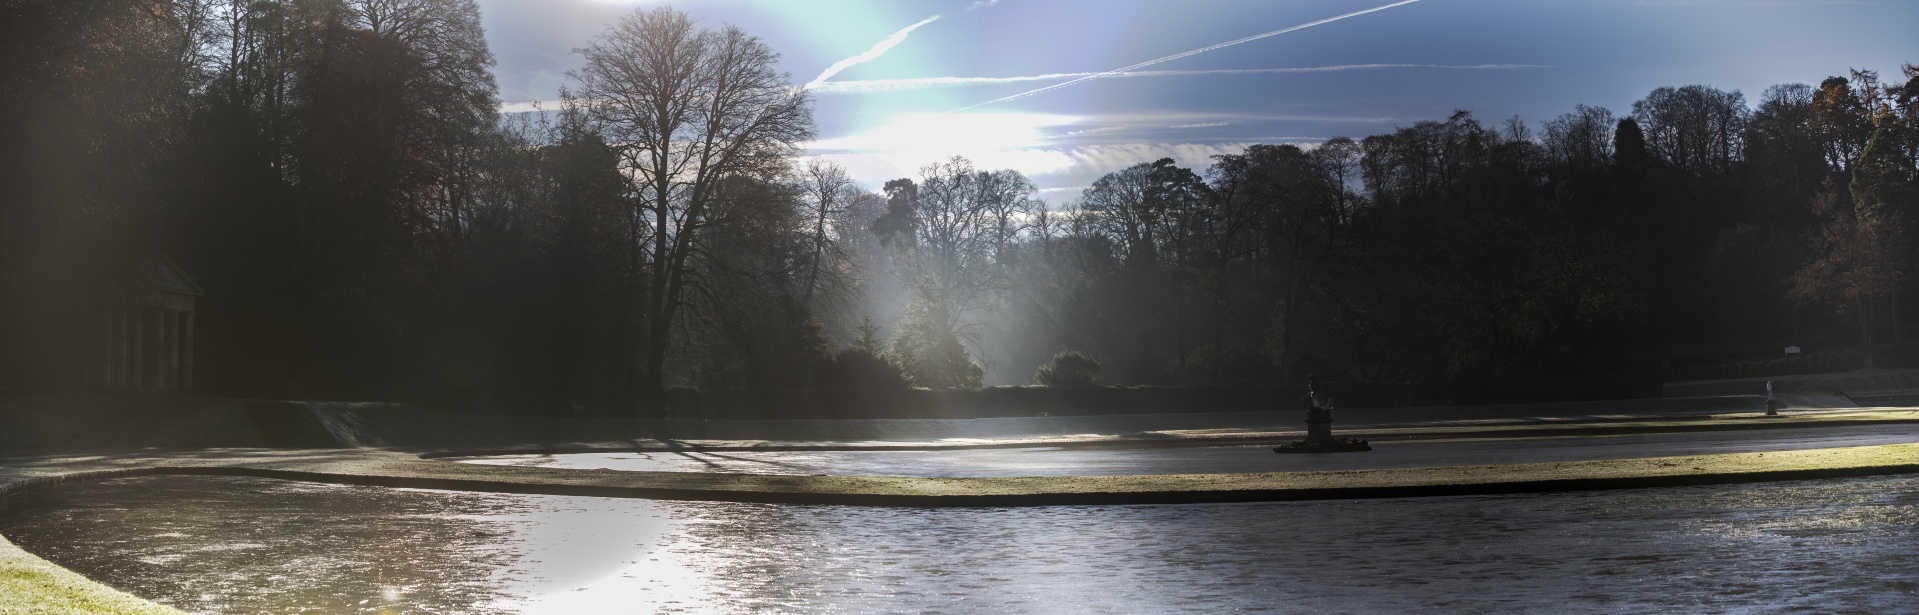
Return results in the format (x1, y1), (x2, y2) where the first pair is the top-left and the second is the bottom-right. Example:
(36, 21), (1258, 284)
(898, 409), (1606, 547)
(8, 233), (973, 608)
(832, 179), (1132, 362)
(809, 112), (1080, 181)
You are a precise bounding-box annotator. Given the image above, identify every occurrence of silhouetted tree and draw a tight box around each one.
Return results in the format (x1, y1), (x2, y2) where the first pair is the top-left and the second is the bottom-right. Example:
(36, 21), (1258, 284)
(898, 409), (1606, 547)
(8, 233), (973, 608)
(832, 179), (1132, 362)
(1794, 178), (1906, 365)
(573, 6), (814, 395)
(892, 278), (982, 388)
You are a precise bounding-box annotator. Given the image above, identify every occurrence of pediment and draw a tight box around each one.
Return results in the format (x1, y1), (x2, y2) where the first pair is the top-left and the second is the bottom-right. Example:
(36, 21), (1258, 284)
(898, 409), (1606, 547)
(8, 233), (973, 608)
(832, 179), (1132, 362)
(136, 255), (204, 297)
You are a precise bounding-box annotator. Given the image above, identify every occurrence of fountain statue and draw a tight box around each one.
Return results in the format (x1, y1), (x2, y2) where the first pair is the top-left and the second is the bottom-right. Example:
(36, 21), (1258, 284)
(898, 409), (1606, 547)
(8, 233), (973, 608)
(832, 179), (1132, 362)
(1765, 379), (1779, 416)
(1273, 376), (1372, 453)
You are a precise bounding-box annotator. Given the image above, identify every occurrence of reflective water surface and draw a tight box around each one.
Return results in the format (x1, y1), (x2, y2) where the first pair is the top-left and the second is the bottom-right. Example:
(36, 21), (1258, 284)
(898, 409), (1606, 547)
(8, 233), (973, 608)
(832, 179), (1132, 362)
(2, 475), (1917, 613)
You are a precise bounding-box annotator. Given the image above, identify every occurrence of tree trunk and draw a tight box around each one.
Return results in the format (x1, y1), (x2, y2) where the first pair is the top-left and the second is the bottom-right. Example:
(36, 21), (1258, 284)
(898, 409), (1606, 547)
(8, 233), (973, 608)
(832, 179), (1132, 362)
(1173, 272), (1186, 381)
(1862, 296), (1876, 368)
(1278, 274), (1302, 379)
(1894, 292), (1902, 343)
(801, 204), (827, 305)
(1213, 272), (1226, 384)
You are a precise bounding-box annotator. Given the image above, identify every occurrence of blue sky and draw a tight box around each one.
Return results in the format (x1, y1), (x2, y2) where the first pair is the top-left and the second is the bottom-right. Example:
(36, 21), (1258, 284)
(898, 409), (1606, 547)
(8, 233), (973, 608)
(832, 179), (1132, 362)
(478, 0), (1918, 197)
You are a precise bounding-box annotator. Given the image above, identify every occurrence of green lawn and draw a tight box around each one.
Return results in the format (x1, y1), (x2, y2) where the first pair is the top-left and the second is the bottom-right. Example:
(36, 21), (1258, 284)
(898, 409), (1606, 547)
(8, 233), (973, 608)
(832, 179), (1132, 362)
(1, 535), (180, 615)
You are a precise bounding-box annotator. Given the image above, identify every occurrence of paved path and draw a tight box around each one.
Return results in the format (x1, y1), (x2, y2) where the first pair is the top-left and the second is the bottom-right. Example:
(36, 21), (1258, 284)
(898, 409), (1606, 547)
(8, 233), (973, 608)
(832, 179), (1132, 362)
(2, 410), (1917, 508)
(456, 422), (1919, 478)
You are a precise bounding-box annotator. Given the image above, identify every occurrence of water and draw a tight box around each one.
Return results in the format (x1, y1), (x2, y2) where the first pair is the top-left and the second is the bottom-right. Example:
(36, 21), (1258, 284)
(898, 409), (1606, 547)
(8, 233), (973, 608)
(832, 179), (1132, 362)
(3, 475), (1917, 613)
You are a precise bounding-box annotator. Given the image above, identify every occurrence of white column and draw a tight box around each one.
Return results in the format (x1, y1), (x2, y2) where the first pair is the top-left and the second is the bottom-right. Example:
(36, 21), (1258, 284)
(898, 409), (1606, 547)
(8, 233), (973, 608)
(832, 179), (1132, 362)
(114, 305), (128, 388)
(99, 306), (113, 388)
(153, 309), (165, 390)
(181, 311), (195, 392)
(163, 309), (178, 390)
(130, 306), (144, 389)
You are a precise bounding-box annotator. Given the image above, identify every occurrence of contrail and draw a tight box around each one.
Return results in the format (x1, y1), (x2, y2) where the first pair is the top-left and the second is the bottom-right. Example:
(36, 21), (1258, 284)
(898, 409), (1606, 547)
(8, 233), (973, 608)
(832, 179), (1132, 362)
(806, 15), (943, 89)
(812, 64), (1542, 94)
(954, 0), (1423, 111)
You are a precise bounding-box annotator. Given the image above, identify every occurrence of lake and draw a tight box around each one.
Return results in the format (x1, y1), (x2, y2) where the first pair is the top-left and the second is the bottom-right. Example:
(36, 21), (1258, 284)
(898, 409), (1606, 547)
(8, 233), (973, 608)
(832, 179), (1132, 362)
(3, 474), (1916, 613)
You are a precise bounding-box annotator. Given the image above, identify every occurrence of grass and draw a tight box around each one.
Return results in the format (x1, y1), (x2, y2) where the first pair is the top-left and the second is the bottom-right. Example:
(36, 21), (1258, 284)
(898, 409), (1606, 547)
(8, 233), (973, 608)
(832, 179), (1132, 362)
(1, 534), (182, 615)
(137, 441), (1919, 507)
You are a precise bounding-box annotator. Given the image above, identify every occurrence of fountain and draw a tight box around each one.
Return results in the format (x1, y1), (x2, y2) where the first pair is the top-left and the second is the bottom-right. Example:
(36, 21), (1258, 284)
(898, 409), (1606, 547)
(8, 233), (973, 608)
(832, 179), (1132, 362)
(1273, 376), (1371, 453)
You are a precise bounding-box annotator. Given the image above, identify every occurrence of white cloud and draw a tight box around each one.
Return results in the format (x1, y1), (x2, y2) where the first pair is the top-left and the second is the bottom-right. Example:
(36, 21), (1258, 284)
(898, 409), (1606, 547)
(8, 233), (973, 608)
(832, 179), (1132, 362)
(1091, 111), (1403, 126)
(810, 64), (1548, 94)
(810, 112), (1080, 152)
(1064, 126), (1130, 136)
(808, 114), (1261, 195)
(499, 100), (554, 114)
(807, 112), (1083, 181)
(1055, 142), (1258, 177)
(802, 108), (1378, 190)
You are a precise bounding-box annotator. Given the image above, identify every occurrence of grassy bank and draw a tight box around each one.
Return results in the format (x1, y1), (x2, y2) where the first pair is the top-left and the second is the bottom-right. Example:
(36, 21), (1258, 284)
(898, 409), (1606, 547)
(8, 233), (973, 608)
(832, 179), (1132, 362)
(1, 534), (183, 615)
(90, 441), (1919, 507)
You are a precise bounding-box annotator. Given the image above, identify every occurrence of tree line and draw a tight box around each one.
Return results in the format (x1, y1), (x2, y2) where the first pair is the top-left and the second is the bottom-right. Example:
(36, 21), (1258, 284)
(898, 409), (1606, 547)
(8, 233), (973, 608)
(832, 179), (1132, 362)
(2, 2), (1914, 413)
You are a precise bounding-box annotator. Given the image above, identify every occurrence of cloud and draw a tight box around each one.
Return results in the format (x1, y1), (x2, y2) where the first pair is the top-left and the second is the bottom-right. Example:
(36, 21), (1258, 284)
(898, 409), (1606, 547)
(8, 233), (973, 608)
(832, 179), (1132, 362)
(805, 15), (943, 89)
(957, 0), (1424, 110)
(1054, 142), (1260, 177)
(804, 108), (1391, 188)
(1097, 111), (1402, 125)
(499, 100), (553, 114)
(810, 64), (1547, 94)
(964, 0), (1001, 9)
(810, 131), (1264, 196)
(1171, 122), (1231, 129)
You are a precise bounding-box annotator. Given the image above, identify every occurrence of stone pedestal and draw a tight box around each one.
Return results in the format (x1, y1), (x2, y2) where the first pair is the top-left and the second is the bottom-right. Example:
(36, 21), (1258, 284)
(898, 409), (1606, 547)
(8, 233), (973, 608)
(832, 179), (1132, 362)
(1274, 406), (1370, 453)
(1305, 407), (1335, 442)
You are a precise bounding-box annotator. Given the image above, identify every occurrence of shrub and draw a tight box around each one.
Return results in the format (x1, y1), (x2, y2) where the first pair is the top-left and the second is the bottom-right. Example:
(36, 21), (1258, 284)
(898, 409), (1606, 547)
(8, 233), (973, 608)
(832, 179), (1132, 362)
(813, 317), (911, 389)
(814, 347), (912, 389)
(1035, 350), (1102, 387)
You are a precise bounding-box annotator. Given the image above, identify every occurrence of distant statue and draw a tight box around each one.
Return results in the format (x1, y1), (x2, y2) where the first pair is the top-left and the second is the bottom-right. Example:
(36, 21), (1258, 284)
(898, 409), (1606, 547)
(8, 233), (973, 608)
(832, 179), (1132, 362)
(1765, 379), (1778, 416)
(1277, 374), (1367, 452)
(1305, 376), (1332, 411)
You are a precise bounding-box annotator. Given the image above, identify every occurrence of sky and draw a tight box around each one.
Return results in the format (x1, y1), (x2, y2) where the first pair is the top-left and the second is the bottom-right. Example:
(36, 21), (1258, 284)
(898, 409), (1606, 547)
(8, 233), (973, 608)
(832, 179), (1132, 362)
(477, 0), (1919, 199)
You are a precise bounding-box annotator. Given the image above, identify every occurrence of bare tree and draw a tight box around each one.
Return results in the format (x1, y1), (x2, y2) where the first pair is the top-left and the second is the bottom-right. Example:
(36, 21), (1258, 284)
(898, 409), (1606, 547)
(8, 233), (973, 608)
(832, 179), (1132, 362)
(1543, 104), (1616, 171)
(906, 156), (1000, 310)
(798, 157), (854, 306)
(572, 6), (814, 392)
(1078, 162), (1156, 264)
(1214, 142), (1364, 378)
(1631, 85), (1748, 177)
(975, 168), (1037, 265)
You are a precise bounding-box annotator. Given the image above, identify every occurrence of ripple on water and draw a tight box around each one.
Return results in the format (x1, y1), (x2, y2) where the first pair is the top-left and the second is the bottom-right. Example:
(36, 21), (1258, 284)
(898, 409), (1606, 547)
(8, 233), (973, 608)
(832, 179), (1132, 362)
(0, 475), (1916, 613)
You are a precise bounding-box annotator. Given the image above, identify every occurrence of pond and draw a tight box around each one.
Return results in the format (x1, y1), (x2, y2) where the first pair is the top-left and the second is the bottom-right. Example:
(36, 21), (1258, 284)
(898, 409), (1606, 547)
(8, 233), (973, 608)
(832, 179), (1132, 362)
(3, 474), (1917, 613)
